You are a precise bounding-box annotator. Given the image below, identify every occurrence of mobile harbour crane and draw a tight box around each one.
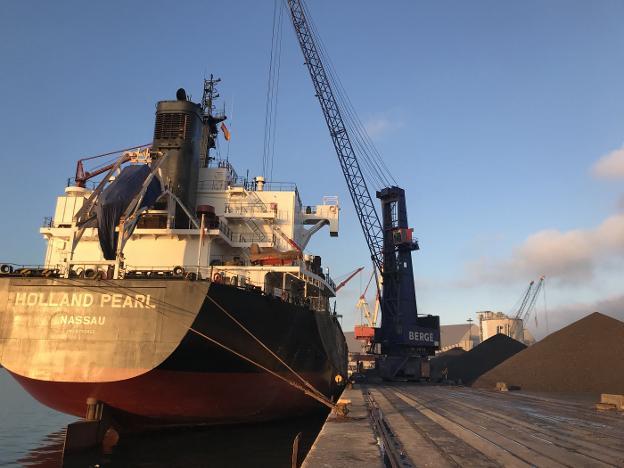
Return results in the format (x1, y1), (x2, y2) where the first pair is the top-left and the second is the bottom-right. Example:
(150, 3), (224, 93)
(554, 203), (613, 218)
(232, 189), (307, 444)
(285, 0), (440, 379)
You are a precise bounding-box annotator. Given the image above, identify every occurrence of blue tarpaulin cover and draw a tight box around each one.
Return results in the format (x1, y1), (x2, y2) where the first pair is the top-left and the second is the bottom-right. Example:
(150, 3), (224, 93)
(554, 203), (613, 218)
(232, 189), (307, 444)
(96, 165), (162, 260)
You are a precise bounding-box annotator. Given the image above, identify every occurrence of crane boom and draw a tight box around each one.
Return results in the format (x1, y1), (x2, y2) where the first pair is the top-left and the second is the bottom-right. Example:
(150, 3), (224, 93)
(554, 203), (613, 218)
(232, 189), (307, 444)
(511, 276), (545, 338)
(522, 276), (545, 322)
(335, 266), (364, 293)
(513, 281), (535, 320)
(286, 0), (440, 380)
(285, 0), (384, 271)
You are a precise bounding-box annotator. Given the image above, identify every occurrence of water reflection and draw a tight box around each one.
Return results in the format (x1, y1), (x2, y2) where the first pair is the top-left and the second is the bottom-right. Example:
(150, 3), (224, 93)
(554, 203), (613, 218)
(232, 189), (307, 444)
(19, 412), (328, 468)
(17, 430), (66, 468)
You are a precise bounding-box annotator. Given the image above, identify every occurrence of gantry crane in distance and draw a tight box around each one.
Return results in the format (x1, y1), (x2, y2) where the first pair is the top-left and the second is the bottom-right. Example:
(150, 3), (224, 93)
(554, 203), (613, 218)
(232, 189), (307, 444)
(286, 0), (440, 380)
(354, 270), (381, 347)
(357, 270), (380, 327)
(511, 276), (545, 337)
(513, 280), (535, 321)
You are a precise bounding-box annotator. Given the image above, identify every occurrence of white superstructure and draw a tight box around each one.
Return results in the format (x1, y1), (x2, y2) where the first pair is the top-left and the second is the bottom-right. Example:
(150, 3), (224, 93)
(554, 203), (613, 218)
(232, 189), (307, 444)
(477, 311), (535, 345)
(41, 152), (340, 311)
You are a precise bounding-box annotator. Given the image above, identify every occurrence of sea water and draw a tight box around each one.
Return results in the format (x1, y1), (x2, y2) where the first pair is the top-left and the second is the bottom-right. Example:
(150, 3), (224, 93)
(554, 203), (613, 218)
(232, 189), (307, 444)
(0, 369), (326, 467)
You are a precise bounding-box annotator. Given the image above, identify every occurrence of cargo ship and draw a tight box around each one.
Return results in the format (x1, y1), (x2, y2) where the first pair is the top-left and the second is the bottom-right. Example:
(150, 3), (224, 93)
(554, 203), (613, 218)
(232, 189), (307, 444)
(0, 78), (347, 429)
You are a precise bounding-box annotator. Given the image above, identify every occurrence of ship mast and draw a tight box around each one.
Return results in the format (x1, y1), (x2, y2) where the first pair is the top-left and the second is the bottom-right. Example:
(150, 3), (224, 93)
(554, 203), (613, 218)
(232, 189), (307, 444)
(200, 75), (227, 166)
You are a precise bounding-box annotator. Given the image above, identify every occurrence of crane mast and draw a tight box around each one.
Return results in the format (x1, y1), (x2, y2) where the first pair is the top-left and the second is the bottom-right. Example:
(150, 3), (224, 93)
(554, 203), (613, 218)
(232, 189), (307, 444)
(286, 0), (440, 380)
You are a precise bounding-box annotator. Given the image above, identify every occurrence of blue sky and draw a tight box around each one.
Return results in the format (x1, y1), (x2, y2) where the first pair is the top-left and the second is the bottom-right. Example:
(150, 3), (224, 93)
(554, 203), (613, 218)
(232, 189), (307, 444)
(1, 0), (623, 335)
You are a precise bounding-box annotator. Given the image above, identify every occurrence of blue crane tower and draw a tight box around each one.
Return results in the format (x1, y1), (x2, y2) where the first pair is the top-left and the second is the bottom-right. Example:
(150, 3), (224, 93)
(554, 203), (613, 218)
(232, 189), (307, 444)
(286, 0), (441, 380)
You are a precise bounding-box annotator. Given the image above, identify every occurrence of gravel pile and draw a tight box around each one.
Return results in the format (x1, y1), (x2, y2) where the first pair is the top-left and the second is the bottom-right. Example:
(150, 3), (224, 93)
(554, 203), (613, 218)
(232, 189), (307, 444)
(432, 334), (526, 384)
(430, 347), (465, 381)
(474, 312), (624, 394)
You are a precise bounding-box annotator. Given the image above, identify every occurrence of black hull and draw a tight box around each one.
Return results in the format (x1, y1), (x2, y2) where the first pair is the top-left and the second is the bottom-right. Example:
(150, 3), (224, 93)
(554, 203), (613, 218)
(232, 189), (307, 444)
(0, 278), (348, 427)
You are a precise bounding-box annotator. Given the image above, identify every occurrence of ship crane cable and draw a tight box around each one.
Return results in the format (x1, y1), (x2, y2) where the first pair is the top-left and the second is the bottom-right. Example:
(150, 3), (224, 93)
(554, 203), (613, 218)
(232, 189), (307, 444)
(56, 277), (337, 410)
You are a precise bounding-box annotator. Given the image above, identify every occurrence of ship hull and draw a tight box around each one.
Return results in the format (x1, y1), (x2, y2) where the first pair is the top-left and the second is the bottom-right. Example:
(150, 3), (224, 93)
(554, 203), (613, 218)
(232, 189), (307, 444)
(10, 370), (329, 428)
(0, 278), (347, 428)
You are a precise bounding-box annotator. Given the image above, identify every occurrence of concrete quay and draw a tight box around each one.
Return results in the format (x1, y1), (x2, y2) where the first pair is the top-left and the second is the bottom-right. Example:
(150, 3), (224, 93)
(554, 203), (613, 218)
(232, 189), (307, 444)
(303, 383), (624, 467)
(302, 386), (382, 468)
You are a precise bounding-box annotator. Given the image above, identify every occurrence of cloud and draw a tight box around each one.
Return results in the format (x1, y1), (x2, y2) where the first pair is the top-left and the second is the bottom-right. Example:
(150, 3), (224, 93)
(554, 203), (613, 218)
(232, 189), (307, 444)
(592, 147), (624, 179)
(529, 294), (624, 340)
(465, 213), (624, 285)
(364, 113), (404, 139)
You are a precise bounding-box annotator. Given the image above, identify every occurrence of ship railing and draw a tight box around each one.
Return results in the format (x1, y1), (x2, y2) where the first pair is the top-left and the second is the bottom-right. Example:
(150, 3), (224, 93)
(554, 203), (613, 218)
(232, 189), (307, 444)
(198, 178), (299, 194)
(197, 176), (250, 191)
(42, 217), (54, 228)
(258, 182), (297, 192)
(299, 262), (336, 292)
(208, 267), (263, 290)
(218, 220), (234, 240)
(84, 263), (331, 311)
(235, 233), (270, 243)
(206, 159), (239, 180)
(224, 202), (271, 216)
(0, 263), (55, 277)
(198, 179), (232, 191)
(207, 255), (248, 267)
(217, 221), (270, 245)
(0, 261), (117, 279)
(66, 178), (98, 189)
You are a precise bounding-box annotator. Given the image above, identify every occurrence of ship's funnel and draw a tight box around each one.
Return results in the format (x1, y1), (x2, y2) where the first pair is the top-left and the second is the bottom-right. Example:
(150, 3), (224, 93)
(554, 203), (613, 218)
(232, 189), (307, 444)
(152, 98), (203, 228)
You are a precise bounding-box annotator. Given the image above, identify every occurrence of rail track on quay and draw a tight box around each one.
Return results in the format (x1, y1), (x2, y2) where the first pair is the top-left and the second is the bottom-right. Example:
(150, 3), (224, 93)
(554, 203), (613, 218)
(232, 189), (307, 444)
(361, 384), (624, 468)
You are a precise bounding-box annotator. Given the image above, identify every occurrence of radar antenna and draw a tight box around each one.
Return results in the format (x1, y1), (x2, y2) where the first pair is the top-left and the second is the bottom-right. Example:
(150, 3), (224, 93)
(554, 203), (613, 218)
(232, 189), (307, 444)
(200, 75), (227, 166)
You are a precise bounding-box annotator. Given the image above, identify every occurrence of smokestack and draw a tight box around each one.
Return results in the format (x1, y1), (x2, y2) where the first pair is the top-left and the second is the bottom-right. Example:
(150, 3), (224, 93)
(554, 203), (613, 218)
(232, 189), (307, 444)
(152, 95), (203, 227)
(176, 88), (187, 101)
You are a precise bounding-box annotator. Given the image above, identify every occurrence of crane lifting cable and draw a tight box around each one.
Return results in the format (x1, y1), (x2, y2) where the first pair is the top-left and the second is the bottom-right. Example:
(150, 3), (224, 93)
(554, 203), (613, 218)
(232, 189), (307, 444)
(262, 0), (286, 181)
(297, 0), (396, 189)
(286, 0), (385, 270)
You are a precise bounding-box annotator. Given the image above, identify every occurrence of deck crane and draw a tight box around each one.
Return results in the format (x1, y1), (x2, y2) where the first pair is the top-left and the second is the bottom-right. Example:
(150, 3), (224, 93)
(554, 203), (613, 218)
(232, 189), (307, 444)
(286, 0), (440, 380)
(334, 266), (364, 293)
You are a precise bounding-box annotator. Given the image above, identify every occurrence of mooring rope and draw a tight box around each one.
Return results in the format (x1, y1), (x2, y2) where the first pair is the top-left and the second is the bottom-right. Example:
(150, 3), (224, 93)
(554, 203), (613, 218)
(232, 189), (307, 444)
(53, 277), (337, 410)
(94, 278), (332, 403)
(205, 294), (332, 403)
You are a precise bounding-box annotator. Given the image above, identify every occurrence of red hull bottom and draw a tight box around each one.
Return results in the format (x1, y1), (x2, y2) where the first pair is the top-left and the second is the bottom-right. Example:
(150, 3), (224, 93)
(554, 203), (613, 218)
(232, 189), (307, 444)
(10, 369), (331, 429)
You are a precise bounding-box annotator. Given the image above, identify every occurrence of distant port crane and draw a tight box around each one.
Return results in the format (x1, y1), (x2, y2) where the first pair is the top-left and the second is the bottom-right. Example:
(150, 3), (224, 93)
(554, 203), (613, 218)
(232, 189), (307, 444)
(511, 276), (546, 337)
